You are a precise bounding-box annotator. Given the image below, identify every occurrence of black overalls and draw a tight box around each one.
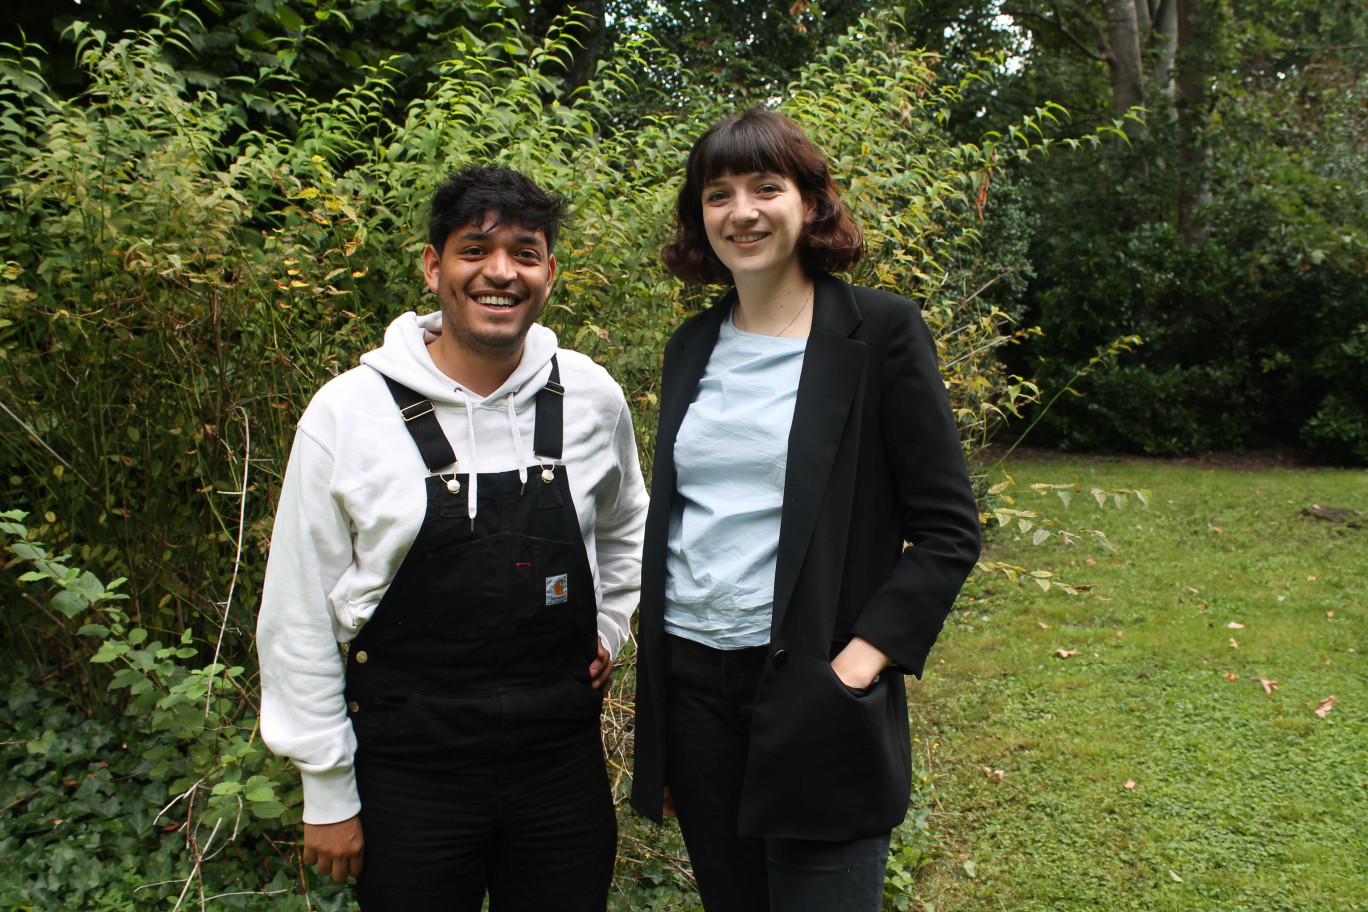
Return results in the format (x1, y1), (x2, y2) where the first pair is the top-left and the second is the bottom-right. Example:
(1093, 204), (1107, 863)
(345, 358), (616, 912)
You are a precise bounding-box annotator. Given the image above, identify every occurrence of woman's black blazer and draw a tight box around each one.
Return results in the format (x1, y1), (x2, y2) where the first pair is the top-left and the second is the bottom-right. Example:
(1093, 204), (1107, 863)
(630, 274), (982, 841)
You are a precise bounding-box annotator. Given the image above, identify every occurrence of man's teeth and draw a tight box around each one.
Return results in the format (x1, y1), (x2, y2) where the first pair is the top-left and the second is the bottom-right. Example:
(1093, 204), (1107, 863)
(476, 295), (516, 307)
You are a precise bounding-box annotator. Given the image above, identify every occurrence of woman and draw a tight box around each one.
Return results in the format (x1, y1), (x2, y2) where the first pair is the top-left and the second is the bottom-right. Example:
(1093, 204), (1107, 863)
(630, 109), (982, 912)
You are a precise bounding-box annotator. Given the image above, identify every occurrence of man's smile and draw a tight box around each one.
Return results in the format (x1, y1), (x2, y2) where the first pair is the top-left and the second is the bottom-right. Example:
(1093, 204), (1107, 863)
(473, 292), (519, 308)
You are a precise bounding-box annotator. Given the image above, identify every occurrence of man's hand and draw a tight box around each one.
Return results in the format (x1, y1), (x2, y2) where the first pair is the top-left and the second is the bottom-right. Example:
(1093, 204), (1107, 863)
(589, 637), (613, 690)
(303, 816), (364, 883)
(831, 636), (890, 691)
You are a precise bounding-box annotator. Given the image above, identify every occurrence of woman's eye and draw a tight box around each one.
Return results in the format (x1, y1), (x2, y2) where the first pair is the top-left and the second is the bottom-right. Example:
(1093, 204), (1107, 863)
(705, 191), (728, 203)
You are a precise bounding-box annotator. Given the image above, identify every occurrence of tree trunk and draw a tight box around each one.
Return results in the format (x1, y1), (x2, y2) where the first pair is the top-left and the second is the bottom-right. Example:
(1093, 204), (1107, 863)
(529, 0), (606, 91)
(1104, 0), (1146, 130)
(1151, 0), (1179, 98)
(1176, 0), (1212, 247)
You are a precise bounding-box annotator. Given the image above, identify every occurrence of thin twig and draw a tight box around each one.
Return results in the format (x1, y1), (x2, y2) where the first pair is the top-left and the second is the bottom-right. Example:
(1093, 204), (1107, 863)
(0, 789), (40, 814)
(205, 405), (250, 720)
(0, 397), (78, 475)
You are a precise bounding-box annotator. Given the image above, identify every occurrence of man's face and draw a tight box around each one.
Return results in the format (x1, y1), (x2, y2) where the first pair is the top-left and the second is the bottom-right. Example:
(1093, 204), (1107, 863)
(422, 216), (556, 362)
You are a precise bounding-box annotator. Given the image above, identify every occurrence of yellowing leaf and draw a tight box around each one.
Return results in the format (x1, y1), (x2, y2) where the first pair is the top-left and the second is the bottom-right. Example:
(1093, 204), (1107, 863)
(1169, 871), (1184, 883)
(1032, 529), (1051, 545)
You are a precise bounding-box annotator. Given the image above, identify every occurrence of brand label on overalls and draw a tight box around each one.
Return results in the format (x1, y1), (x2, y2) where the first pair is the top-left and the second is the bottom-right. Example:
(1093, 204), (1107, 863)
(545, 573), (568, 606)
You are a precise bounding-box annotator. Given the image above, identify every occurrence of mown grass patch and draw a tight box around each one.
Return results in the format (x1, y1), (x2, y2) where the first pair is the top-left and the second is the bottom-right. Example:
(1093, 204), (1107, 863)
(914, 457), (1367, 912)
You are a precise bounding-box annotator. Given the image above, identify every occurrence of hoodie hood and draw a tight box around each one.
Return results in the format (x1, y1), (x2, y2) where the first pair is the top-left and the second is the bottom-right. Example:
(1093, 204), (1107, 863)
(359, 311), (562, 523)
(360, 310), (559, 406)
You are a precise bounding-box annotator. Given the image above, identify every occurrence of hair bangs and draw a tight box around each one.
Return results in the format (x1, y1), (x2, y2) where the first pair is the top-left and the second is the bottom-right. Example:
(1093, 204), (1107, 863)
(689, 112), (806, 187)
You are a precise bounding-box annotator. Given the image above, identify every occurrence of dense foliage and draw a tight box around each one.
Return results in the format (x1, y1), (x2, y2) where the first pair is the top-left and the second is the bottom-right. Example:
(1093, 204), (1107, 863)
(955, 1), (1368, 459)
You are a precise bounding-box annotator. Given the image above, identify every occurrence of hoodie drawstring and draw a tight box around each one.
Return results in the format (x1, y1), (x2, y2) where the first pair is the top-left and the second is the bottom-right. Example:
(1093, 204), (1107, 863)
(454, 389), (480, 527)
(507, 394), (528, 488)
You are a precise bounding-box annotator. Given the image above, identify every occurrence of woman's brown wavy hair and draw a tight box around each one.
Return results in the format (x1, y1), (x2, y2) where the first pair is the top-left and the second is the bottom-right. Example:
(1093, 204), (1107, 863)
(661, 108), (865, 286)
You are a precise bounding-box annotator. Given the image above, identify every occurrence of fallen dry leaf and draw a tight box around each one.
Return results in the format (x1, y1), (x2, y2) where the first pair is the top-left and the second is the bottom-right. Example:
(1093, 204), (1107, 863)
(1307, 575), (1318, 581)
(1323, 657), (1331, 665)
(1229, 638), (1239, 649)
(1224, 672), (1239, 682)
(1257, 678), (1279, 694)
(1169, 870), (1184, 883)
(1186, 586), (1200, 595)
(1038, 621), (1050, 629)
(982, 766), (1005, 781)
(1124, 779), (1137, 789)
(1227, 622), (1245, 629)
(1197, 603), (1207, 610)
(1055, 649), (1077, 659)
(1115, 631), (1124, 638)
(1314, 695), (1338, 719)
(1327, 610), (1335, 618)
(1085, 558), (1097, 566)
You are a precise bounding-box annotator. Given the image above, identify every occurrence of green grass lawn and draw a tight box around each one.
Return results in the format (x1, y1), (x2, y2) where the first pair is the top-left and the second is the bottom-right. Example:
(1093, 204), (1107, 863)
(912, 457), (1368, 912)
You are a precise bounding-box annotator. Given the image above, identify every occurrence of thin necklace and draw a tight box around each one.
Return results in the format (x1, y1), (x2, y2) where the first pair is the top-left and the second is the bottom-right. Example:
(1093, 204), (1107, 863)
(760, 284), (813, 338)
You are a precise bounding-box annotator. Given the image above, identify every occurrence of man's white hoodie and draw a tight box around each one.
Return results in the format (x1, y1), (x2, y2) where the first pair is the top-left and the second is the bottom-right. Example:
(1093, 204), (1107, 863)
(257, 311), (648, 825)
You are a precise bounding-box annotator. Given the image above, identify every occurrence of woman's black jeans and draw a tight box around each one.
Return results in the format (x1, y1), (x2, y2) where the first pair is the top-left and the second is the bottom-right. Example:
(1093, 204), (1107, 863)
(662, 634), (891, 912)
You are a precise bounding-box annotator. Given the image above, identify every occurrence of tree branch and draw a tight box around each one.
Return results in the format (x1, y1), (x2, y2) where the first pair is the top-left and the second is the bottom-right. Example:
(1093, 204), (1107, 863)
(1006, 5), (1108, 62)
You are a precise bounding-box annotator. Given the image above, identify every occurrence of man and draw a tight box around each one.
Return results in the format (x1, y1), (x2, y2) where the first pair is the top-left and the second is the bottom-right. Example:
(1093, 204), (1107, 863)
(257, 166), (648, 911)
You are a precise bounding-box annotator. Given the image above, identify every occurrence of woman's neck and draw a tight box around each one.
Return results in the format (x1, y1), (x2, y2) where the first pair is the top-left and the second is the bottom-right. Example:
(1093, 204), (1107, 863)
(732, 264), (815, 338)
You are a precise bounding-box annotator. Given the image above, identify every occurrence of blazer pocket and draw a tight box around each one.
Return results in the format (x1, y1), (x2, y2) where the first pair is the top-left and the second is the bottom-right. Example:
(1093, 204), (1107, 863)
(827, 663), (882, 699)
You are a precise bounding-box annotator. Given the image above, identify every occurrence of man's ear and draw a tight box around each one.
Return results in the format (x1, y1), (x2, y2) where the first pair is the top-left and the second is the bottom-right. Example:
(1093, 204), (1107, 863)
(421, 244), (442, 294)
(545, 254), (557, 293)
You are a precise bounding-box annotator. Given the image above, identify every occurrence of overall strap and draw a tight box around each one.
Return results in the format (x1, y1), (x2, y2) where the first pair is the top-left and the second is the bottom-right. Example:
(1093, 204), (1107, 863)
(533, 354), (564, 461)
(382, 376), (457, 472)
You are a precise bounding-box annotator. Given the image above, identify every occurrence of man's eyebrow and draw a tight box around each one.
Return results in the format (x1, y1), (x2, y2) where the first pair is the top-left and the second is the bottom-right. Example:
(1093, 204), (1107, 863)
(512, 233), (546, 248)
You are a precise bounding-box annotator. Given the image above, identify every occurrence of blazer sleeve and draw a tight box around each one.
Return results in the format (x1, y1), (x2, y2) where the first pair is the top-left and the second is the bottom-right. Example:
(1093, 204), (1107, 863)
(848, 298), (982, 677)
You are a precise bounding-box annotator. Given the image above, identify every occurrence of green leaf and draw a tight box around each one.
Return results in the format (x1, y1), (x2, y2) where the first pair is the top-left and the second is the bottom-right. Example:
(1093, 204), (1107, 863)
(11, 542), (44, 561)
(77, 623), (110, 637)
(91, 641), (130, 663)
(52, 589), (88, 618)
(275, 6), (305, 32)
(77, 571), (106, 598)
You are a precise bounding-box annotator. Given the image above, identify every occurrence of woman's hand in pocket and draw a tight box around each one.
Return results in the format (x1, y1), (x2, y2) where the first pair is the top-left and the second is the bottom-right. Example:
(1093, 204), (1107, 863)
(830, 636), (889, 691)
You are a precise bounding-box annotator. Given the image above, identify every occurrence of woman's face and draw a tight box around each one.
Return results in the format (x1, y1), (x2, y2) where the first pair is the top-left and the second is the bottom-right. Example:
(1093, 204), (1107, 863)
(700, 171), (812, 282)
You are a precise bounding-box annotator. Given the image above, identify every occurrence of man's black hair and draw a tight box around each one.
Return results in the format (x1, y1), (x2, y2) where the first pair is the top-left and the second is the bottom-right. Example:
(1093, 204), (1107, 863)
(427, 166), (569, 254)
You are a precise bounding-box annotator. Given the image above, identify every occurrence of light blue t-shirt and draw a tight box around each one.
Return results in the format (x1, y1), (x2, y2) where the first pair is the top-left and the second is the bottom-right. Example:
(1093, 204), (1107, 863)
(664, 309), (807, 648)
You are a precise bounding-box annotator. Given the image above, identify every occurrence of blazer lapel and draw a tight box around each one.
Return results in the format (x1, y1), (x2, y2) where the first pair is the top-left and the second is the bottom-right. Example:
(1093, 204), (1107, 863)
(771, 276), (865, 634)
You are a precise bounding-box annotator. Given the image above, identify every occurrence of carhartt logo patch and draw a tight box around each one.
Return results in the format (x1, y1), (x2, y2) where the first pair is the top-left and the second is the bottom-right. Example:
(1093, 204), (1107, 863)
(545, 573), (568, 605)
